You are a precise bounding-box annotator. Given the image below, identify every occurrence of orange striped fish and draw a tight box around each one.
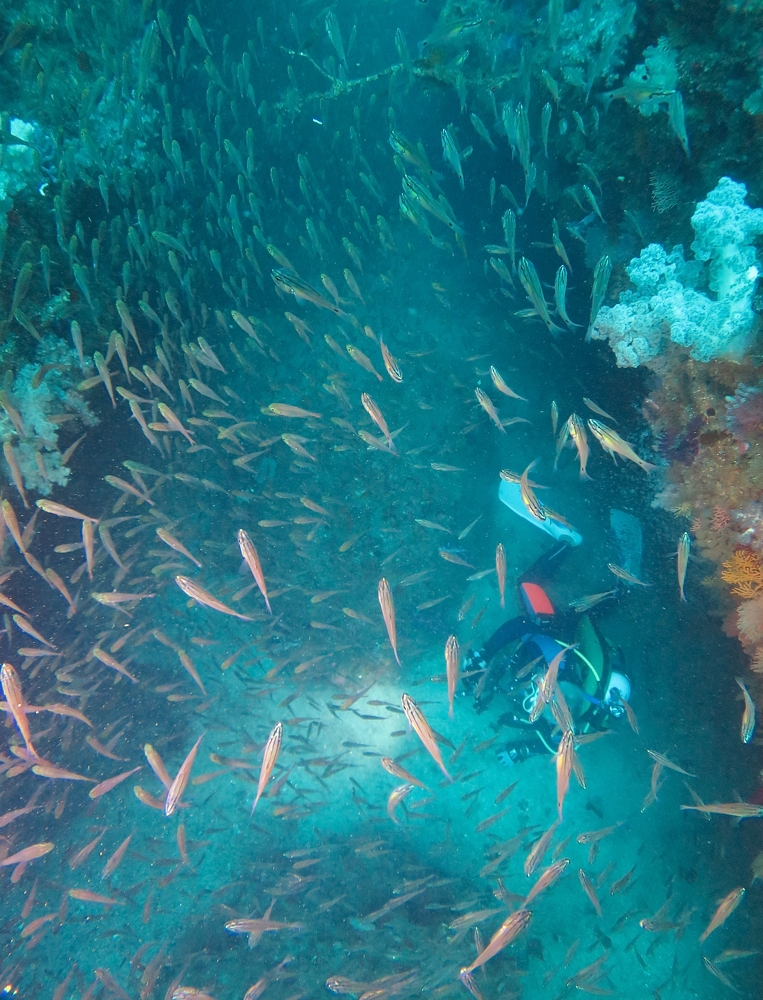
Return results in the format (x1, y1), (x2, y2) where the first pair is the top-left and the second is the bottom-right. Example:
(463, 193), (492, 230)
(165, 735), (203, 817)
(490, 366), (527, 400)
(361, 393), (393, 449)
(556, 730), (574, 820)
(176, 649), (206, 695)
(237, 529), (271, 613)
(92, 591), (155, 605)
(12, 615), (54, 648)
(144, 744), (172, 790)
(32, 764), (94, 782)
(578, 868), (602, 917)
(251, 721), (283, 814)
(0, 842), (54, 866)
(175, 576), (254, 621)
(379, 338), (403, 382)
(92, 647), (138, 684)
(524, 858), (569, 907)
(529, 646), (568, 723)
(378, 578), (400, 665)
(401, 693), (452, 782)
(699, 887), (745, 943)
(89, 766), (142, 799)
(381, 757), (427, 790)
(475, 387), (505, 434)
(156, 527), (201, 568)
(1, 661), (37, 757)
(43, 703), (93, 727)
(460, 909), (531, 974)
(82, 518), (94, 580)
(2, 499), (25, 551)
(387, 783), (414, 825)
(134, 787), (166, 811)
(496, 543), (506, 608)
(68, 889), (123, 906)
(0, 590), (28, 616)
(36, 499), (99, 522)
(102, 835), (132, 878)
(445, 635), (459, 719)
(3, 442), (29, 507)
(46, 568), (76, 614)
(21, 913), (57, 939)
(69, 829), (106, 870)
(177, 824), (190, 866)
(524, 820), (559, 877)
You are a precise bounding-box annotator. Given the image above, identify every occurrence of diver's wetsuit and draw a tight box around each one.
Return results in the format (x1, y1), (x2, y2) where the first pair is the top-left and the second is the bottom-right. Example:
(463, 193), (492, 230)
(478, 541), (578, 664)
(463, 541), (623, 762)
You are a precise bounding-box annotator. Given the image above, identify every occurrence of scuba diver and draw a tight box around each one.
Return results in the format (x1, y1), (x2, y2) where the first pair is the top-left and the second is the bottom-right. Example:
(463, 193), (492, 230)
(462, 539), (632, 764)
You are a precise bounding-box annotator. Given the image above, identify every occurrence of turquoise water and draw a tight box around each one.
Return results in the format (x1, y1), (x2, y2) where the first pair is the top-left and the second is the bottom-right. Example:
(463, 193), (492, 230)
(0, 1), (761, 998)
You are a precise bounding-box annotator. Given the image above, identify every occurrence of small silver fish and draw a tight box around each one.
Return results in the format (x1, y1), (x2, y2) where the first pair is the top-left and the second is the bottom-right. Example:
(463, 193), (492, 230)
(541, 103), (552, 157)
(554, 266), (579, 329)
(441, 126), (464, 189)
(470, 113), (496, 151)
(325, 11), (346, 65)
(552, 218), (572, 271)
(669, 91), (689, 158)
(518, 258), (563, 337)
(677, 531), (691, 602)
(736, 677), (756, 744)
(586, 255), (612, 342)
(514, 103), (530, 175)
(502, 210), (516, 269)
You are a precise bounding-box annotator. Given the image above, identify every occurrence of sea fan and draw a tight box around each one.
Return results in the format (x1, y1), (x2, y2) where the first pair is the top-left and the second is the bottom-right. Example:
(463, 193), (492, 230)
(722, 548), (763, 596)
(651, 171), (680, 214)
(710, 507), (731, 531)
(738, 596), (763, 644)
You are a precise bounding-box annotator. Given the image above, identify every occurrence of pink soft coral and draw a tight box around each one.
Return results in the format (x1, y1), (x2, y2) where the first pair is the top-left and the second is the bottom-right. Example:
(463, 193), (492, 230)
(726, 384), (763, 441)
(738, 595), (763, 644)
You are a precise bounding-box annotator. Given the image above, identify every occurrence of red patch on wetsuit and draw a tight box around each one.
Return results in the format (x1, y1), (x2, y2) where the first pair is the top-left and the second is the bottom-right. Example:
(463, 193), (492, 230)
(521, 582), (554, 617)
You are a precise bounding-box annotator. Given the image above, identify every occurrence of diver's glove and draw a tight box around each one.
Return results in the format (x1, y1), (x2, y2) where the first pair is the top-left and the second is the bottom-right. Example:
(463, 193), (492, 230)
(460, 648), (487, 692)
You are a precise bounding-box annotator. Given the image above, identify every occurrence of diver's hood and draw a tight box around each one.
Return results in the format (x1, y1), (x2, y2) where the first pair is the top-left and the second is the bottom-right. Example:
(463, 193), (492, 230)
(498, 479), (583, 547)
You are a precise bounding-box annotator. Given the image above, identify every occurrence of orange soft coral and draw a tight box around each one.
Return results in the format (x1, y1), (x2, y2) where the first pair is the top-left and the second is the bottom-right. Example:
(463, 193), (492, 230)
(721, 549), (763, 598)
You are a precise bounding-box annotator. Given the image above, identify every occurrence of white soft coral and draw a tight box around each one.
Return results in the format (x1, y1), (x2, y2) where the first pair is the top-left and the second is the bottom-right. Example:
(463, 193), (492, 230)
(591, 178), (763, 366)
(1, 336), (98, 495)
